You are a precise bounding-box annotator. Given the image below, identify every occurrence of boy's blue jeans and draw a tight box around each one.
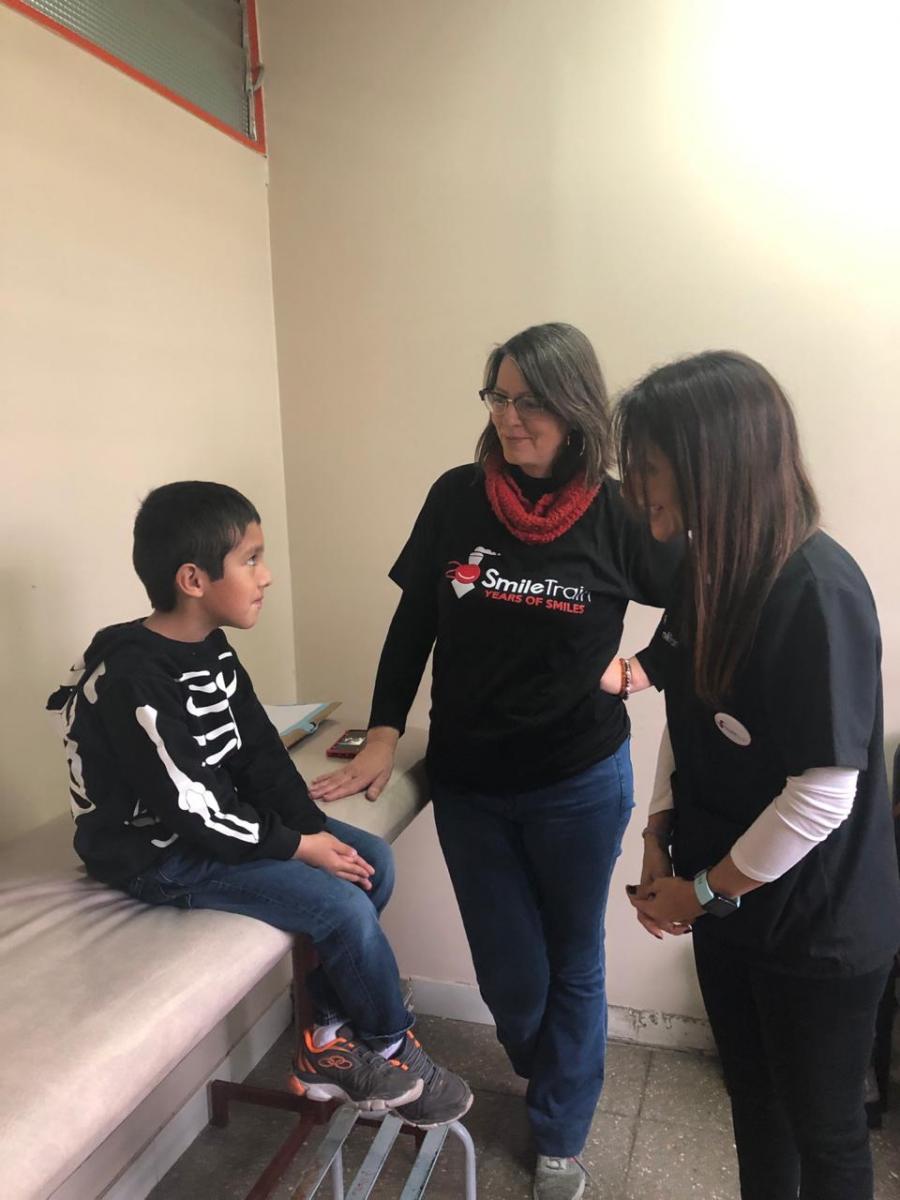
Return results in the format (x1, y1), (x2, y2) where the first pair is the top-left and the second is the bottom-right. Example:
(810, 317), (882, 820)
(125, 817), (413, 1047)
(431, 743), (634, 1157)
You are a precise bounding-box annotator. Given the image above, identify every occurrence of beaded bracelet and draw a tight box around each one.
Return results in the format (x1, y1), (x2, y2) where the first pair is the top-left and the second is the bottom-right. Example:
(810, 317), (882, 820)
(619, 656), (633, 700)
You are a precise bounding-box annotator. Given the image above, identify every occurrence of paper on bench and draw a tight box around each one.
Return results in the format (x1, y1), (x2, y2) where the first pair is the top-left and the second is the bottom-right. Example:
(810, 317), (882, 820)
(262, 701), (341, 748)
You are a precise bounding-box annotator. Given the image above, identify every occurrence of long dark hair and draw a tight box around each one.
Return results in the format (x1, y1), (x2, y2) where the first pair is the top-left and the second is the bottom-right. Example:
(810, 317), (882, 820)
(614, 351), (820, 704)
(475, 322), (611, 488)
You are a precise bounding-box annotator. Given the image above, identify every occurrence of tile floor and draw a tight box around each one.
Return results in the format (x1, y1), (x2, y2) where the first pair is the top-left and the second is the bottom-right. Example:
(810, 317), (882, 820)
(149, 1014), (900, 1200)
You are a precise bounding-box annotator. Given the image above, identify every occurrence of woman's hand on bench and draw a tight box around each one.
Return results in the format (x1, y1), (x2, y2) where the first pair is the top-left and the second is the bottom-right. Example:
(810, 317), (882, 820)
(294, 831), (375, 889)
(309, 727), (398, 804)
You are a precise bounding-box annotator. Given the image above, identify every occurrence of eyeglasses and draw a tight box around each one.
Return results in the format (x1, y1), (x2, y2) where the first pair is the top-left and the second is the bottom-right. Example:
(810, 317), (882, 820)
(479, 389), (547, 418)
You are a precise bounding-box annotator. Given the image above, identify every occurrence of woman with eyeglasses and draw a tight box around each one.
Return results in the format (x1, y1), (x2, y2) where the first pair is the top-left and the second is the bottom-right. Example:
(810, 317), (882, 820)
(311, 322), (674, 1200)
(613, 351), (900, 1200)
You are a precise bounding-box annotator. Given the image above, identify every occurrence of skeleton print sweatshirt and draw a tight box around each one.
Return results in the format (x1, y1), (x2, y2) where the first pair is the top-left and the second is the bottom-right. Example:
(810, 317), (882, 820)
(47, 621), (325, 886)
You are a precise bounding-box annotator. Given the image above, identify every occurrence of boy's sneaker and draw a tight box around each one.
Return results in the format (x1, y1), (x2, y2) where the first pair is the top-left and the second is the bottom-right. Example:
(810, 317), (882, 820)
(533, 1155), (587, 1200)
(290, 1025), (423, 1110)
(389, 1029), (473, 1128)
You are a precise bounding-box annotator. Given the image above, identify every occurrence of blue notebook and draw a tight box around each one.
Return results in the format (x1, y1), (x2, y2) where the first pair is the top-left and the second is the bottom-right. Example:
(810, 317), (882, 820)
(262, 701), (341, 748)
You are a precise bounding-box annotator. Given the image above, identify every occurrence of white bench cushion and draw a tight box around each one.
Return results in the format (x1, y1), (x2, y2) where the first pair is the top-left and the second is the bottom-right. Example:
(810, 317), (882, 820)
(0, 726), (427, 1200)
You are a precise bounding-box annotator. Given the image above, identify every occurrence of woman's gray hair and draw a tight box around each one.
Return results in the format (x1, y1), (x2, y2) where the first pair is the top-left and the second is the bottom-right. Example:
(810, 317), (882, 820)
(475, 322), (611, 488)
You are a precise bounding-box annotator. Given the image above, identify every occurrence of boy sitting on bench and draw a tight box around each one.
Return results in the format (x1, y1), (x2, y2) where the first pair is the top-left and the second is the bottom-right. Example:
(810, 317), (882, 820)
(47, 480), (472, 1129)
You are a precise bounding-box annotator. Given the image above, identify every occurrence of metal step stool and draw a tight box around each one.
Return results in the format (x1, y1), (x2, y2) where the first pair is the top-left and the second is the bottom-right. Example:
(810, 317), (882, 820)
(289, 1106), (477, 1199)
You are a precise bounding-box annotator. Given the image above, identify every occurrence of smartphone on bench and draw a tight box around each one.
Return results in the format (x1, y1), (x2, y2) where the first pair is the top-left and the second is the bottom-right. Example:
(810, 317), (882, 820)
(325, 729), (369, 759)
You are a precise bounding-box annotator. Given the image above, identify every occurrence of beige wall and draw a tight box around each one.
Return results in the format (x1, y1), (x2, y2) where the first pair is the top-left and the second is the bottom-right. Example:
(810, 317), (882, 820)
(0, 9), (296, 844)
(262, 0), (899, 1019)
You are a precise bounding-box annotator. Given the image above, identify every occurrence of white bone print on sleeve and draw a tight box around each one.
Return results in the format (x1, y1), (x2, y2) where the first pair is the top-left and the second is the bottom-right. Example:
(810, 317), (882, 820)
(135, 705), (260, 843)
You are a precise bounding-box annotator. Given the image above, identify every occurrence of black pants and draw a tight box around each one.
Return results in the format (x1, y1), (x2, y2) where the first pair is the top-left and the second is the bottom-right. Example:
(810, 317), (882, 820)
(692, 930), (890, 1200)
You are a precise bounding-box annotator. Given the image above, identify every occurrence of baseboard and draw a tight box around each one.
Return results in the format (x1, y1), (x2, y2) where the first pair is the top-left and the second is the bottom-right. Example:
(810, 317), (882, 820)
(408, 977), (496, 1027)
(607, 1002), (716, 1052)
(407, 976), (716, 1053)
(98, 988), (293, 1200)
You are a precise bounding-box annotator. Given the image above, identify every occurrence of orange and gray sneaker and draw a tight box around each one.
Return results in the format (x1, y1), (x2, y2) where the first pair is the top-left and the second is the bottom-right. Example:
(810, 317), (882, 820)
(389, 1029), (474, 1128)
(290, 1025), (423, 1110)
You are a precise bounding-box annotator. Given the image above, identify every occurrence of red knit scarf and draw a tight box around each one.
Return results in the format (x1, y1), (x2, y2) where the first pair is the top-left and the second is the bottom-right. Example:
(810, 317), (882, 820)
(483, 454), (600, 544)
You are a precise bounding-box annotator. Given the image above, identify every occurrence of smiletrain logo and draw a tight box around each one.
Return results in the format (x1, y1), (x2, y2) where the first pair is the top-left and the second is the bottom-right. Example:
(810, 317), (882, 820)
(445, 546), (500, 597)
(445, 547), (589, 613)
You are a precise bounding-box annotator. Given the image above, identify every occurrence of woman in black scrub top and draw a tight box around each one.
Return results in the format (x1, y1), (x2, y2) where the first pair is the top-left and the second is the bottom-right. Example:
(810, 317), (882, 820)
(613, 350), (900, 1200)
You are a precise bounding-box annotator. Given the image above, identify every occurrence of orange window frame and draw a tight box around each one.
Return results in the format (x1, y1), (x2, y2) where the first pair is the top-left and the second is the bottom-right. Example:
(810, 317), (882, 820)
(3, 0), (266, 154)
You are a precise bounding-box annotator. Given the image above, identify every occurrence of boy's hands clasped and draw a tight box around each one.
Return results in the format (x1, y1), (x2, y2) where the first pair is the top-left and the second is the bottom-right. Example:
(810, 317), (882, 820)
(295, 831), (375, 890)
(301, 728), (402, 889)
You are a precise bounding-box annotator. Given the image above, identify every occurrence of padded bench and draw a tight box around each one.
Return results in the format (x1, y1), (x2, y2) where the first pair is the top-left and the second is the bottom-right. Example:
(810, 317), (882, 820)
(0, 724), (428, 1200)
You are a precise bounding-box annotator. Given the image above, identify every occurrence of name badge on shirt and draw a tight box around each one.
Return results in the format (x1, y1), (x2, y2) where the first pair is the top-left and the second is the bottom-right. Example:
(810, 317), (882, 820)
(714, 712), (752, 747)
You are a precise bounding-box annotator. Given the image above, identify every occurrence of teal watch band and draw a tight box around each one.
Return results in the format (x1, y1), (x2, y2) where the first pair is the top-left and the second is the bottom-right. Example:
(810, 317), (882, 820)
(693, 868), (740, 917)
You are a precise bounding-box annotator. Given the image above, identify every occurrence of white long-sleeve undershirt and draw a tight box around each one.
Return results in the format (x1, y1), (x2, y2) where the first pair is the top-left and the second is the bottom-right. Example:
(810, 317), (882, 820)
(647, 725), (859, 883)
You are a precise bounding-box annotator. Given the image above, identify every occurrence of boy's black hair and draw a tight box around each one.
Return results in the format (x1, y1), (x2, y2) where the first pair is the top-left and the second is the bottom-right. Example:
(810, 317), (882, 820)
(133, 481), (261, 612)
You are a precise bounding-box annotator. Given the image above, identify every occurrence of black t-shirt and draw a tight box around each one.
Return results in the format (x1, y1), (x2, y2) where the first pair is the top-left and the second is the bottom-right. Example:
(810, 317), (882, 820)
(370, 464), (675, 792)
(646, 531), (900, 976)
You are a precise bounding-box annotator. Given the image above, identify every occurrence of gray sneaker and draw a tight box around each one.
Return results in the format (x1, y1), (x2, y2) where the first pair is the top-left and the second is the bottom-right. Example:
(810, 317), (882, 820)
(389, 1029), (474, 1128)
(533, 1155), (587, 1200)
(291, 1025), (423, 1110)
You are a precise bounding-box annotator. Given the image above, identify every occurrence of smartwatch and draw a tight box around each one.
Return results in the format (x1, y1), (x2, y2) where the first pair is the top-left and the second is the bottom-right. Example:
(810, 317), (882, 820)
(693, 869), (740, 918)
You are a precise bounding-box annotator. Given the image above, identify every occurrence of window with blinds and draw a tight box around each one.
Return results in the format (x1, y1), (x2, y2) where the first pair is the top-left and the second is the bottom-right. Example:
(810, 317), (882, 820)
(8, 0), (265, 151)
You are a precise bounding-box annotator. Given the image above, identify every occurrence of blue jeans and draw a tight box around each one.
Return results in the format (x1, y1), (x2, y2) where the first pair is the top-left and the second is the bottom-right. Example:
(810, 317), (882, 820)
(125, 817), (412, 1047)
(432, 742), (634, 1156)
